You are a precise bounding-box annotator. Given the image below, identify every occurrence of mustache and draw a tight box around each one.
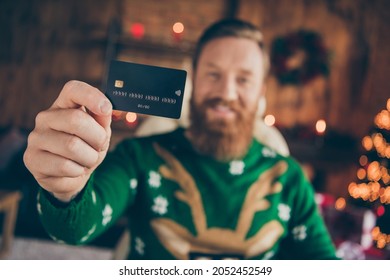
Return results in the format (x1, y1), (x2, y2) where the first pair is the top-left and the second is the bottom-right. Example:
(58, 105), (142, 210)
(201, 98), (242, 114)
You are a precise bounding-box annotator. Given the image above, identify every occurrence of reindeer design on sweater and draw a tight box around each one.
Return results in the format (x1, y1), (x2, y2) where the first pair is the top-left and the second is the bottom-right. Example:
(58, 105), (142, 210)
(151, 143), (287, 259)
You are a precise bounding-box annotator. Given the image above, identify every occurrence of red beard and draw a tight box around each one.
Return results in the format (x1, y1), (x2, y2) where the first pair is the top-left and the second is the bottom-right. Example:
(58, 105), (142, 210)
(187, 96), (257, 161)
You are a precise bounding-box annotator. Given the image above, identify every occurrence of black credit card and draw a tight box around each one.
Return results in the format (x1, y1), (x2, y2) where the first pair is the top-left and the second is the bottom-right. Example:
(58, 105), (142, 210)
(105, 60), (187, 119)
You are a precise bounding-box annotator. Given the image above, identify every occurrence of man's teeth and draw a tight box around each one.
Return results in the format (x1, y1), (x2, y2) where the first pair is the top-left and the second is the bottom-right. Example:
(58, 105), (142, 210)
(215, 105), (230, 111)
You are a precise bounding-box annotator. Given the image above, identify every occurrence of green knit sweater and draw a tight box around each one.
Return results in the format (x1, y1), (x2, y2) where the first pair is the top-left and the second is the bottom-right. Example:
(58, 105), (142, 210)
(38, 128), (337, 259)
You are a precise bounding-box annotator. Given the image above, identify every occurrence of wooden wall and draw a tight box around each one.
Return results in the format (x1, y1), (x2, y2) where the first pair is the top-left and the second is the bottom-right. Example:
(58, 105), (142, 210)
(0, 0), (119, 129)
(0, 0), (388, 139)
(0, 0), (227, 130)
(238, 0), (390, 136)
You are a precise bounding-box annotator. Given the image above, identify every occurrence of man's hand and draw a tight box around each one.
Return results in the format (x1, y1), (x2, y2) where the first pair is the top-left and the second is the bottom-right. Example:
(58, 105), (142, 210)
(23, 81), (112, 202)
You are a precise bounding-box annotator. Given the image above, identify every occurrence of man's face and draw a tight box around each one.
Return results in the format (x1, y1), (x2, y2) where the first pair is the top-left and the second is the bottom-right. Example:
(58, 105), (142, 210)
(188, 36), (265, 160)
(192, 37), (265, 131)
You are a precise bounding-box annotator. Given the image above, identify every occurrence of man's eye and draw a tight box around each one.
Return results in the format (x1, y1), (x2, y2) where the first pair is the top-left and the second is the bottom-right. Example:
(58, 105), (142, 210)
(237, 77), (249, 85)
(207, 72), (220, 80)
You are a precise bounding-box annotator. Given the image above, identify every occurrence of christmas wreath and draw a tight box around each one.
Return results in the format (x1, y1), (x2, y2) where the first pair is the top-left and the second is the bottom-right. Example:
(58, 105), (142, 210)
(270, 30), (330, 85)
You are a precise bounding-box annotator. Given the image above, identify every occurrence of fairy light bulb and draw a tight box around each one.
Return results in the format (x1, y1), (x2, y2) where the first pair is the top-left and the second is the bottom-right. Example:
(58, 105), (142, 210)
(173, 22), (184, 34)
(172, 22), (184, 42)
(357, 168), (366, 180)
(125, 112), (137, 123)
(362, 136), (373, 151)
(264, 114), (276, 126)
(315, 119), (326, 135)
(335, 197), (346, 210)
(112, 110), (123, 121)
(367, 161), (381, 181)
(359, 155), (368, 166)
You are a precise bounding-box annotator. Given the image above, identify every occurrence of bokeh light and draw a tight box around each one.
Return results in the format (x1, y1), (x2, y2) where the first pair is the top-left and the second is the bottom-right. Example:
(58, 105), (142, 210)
(264, 114), (276, 126)
(173, 22), (184, 34)
(359, 155), (368, 166)
(112, 110), (123, 121)
(315, 119), (326, 134)
(130, 23), (145, 39)
(357, 168), (366, 180)
(335, 197), (346, 210)
(362, 136), (373, 151)
(126, 112), (137, 123)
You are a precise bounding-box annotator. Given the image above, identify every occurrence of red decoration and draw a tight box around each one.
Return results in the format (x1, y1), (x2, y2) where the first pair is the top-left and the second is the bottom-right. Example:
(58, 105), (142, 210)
(130, 23), (145, 40)
(377, 205), (385, 217)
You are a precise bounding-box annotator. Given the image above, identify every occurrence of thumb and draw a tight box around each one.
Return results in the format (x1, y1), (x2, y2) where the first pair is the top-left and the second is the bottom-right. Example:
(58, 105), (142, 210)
(53, 80), (113, 130)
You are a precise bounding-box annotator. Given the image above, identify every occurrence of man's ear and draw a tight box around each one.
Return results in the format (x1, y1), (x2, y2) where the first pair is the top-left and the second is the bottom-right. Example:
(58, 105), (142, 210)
(260, 83), (267, 97)
(191, 67), (196, 86)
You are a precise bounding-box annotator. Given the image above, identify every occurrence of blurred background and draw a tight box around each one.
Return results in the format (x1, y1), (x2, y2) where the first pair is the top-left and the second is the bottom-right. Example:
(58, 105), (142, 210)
(0, 0), (389, 259)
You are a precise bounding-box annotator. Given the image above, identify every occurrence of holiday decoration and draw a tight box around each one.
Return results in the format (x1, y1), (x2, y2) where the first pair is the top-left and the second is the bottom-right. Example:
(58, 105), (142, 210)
(172, 22), (184, 42)
(111, 110), (141, 131)
(270, 30), (330, 85)
(130, 23), (145, 40)
(336, 241), (365, 260)
(348, 98), (390, 249)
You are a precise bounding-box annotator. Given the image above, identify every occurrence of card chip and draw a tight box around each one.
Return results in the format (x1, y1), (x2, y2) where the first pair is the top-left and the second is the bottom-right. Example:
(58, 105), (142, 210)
(114, 80), (124, 88)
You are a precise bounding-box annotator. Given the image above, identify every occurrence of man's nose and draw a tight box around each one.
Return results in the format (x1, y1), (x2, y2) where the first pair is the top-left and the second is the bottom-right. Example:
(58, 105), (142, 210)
(218, 75), (238, 101)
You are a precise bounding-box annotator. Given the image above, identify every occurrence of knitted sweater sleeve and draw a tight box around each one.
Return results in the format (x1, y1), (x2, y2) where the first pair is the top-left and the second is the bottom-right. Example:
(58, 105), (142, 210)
(37, 139), (139, 245)
(278, 158), (339, 259)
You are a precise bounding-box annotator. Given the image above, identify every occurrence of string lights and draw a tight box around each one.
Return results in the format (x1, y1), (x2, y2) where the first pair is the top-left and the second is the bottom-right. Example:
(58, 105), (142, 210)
(172, 22), (184, 34)
(111, 110), (138, 129)
(315, 119), (326, 135)
(264, 114), (276, 126)
(372, 226), (390, 249)
(128, 21), (186, 42)
(172, 21), (184, 41)
(112, 110), (123, 121)
(348, 98), (390, 249)
(335, 197), (346, 211)
(125, 112), (137, 125)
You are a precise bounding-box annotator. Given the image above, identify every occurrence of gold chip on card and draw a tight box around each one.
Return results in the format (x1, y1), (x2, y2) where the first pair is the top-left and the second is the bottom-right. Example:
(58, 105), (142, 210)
(114, 80), (124, 88)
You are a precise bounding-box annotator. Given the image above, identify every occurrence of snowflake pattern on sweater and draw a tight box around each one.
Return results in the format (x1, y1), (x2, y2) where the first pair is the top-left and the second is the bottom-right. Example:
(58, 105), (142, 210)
(37, 128), (337, 260)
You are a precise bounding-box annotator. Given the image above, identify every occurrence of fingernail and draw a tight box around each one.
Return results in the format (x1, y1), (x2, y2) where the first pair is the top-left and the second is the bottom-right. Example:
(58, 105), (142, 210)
(100, 100), (112, 114)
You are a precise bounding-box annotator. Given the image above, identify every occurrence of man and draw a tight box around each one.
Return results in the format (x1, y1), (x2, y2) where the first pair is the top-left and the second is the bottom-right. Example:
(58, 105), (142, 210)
(23, 18), (337, 259)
